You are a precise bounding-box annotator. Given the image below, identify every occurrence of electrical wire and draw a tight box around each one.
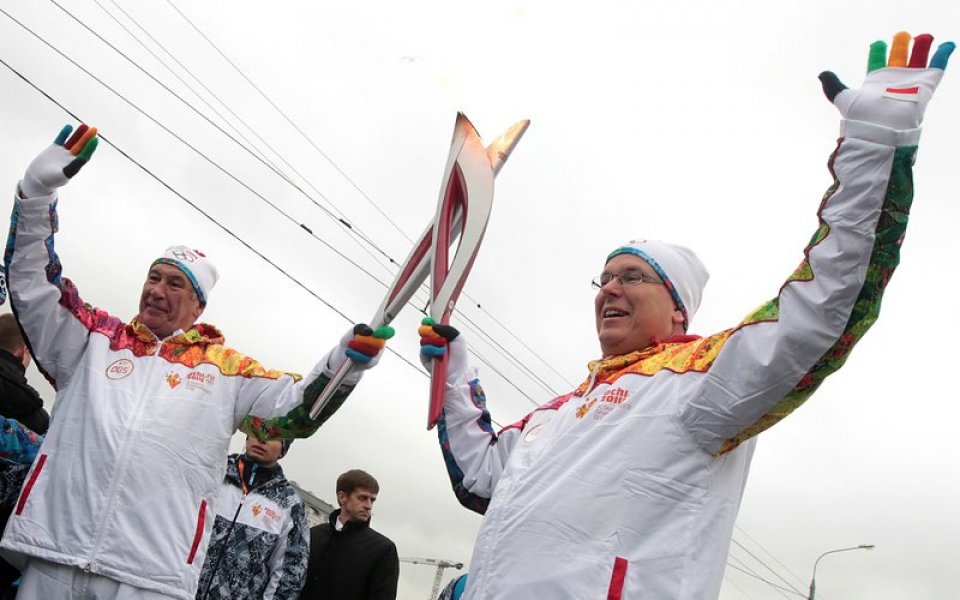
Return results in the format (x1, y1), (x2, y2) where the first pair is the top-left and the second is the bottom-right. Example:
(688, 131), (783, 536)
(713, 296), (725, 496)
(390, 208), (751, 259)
(730, 537), (806, 597)
(725, 562), (803, 598)
(735, 525), (808, 593)
(164, 0), (416, 245)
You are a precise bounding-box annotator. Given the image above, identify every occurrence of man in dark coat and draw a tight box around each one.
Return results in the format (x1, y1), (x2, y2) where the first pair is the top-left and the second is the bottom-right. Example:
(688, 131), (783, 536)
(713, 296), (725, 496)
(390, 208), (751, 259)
(0, 314), (48, 436)
(300, 469), (398, 600)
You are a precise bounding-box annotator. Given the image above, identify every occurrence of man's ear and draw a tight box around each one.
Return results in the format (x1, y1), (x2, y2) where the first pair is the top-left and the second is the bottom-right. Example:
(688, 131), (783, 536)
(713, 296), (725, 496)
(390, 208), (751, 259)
(671, 309), (686, 333)
(336, 490), (347, 507)
(13, 345), (30, 368)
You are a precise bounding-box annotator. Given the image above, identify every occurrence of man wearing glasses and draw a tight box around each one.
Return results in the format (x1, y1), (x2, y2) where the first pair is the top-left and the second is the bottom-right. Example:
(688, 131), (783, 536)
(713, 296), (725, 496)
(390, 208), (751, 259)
(419, 32), (954, 599)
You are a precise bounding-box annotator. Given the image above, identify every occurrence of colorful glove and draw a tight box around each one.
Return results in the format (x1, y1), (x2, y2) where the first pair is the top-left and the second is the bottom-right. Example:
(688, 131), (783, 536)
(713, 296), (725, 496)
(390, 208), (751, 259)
(20, 124), (99, 198)
(323, 324), (394, 387)
(419, 317), (460, 359)
(819, 32), (954, 131)
(419, 317), (469, 379)
(343, 323), (394, 365)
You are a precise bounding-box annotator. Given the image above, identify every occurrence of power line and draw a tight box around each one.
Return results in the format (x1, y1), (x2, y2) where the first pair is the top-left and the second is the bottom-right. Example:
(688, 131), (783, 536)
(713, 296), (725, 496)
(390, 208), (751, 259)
(735, 525), (808, 593)
(163, 0), (416, 245)
(90, 0), (285, 174)
(731, 537), (806, 597)
(725, 562), (803, 598)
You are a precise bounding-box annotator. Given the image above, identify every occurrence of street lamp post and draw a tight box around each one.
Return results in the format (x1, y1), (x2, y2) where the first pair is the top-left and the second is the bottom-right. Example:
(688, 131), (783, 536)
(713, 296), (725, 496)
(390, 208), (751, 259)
(808, 544), (875, 600)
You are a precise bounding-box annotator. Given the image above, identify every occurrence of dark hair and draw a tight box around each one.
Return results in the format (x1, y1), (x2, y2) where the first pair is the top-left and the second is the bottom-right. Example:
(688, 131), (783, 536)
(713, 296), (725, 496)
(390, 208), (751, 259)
(0, 314), (26, 355)
(336, 469), (379, 496)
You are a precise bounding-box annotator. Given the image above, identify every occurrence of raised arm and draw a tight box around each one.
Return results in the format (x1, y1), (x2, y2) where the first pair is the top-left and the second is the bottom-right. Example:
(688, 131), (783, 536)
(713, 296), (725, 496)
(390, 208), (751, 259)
(681, 33), (955, 455)
(420, 319), (542, 514)
(5, 124), (112, 389)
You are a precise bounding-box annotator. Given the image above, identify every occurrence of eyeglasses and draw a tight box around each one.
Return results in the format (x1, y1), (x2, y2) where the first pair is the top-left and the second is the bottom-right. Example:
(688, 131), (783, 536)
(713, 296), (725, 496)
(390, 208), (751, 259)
(591, 270), (665, 289)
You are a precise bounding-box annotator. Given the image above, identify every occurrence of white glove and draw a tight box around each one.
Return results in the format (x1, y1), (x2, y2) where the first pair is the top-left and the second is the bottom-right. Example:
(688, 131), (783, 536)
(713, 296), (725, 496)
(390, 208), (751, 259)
(819, 32), (954, 131)
(20, 124), (99, 198)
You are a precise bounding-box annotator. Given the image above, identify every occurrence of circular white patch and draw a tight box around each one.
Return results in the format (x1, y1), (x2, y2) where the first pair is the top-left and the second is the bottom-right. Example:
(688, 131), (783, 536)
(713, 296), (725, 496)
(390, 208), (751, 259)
(106, 359), (134, 380)
(523, 424), (544, 443)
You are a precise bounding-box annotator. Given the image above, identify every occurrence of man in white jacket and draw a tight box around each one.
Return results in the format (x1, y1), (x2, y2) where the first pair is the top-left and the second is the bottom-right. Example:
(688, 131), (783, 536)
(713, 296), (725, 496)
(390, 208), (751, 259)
(1, 124), (394, 599)
(419, 32), (954, 599)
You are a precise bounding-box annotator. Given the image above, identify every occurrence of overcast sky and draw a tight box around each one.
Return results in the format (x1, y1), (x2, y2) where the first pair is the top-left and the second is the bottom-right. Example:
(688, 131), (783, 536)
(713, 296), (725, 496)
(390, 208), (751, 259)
(1, 1), (959, 598)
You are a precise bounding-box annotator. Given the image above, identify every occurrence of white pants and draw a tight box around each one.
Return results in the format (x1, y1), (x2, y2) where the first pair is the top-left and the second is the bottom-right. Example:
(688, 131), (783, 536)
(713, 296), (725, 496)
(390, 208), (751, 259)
(17, 559), (176, 600)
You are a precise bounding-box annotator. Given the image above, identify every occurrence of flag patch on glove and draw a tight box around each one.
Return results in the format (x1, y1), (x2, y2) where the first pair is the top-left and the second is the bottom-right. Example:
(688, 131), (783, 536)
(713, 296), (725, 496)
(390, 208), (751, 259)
(883, 85), (920, 100)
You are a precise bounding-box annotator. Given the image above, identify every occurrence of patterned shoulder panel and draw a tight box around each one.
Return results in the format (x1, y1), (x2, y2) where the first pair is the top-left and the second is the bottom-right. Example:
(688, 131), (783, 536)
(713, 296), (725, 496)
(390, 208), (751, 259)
(603, 332), (735, 385)
(180, 345), (302, 382)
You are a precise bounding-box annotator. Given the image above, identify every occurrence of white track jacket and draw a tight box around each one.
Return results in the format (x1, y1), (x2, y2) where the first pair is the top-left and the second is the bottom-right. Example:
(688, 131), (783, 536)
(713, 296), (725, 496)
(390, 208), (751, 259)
(438, 119), (923, 599)
(0, 192), (357, 599)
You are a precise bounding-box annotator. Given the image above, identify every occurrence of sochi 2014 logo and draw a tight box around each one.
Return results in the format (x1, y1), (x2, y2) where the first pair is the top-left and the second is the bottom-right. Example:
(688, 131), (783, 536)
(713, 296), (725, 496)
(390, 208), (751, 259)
(166, 372), (182, 389)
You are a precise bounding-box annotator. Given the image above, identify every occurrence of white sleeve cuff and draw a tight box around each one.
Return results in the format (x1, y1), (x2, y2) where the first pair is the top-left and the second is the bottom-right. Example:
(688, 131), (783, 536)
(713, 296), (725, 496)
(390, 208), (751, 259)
(839, 119), (922, 147)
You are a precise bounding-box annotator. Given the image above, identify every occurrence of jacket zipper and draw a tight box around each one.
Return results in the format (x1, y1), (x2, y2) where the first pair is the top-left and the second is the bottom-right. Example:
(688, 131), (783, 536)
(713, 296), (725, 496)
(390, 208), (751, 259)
(85, 340), (165, 572)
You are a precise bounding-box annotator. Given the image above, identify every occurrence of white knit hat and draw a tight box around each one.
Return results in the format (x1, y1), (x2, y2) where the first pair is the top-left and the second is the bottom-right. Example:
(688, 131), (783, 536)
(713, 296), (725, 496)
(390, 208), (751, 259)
(152, 245), (219, 306)
(606, 239), (709, 330)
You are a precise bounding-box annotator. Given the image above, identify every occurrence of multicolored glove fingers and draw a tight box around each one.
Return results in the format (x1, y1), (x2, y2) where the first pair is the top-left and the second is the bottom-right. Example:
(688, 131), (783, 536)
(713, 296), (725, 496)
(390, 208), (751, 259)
(864, 32), (953, 73)
(419, 317), (460, 359)
(55, 123), (99, 179)
(821, 32), (955, 103)
(346, 323), (394, 364)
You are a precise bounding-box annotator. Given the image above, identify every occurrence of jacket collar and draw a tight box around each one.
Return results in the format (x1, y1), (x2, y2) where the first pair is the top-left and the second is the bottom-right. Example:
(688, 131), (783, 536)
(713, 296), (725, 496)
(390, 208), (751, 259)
(224, 453), (286, 492)
(130, 317), (225, 346)
(329, 509), (371, 533)
(579, 334), (702, 393)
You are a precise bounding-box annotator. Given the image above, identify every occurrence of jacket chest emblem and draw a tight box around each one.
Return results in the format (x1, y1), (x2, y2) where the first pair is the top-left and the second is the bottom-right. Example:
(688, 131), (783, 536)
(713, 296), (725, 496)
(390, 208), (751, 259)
(106, 359), (134, 380)
(575, 387), (630, 421)
(165, 370), (216, 393)
(185, 371), (216, 393)
(165, 372), (181, 389)
(251, 502), (281, 522)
